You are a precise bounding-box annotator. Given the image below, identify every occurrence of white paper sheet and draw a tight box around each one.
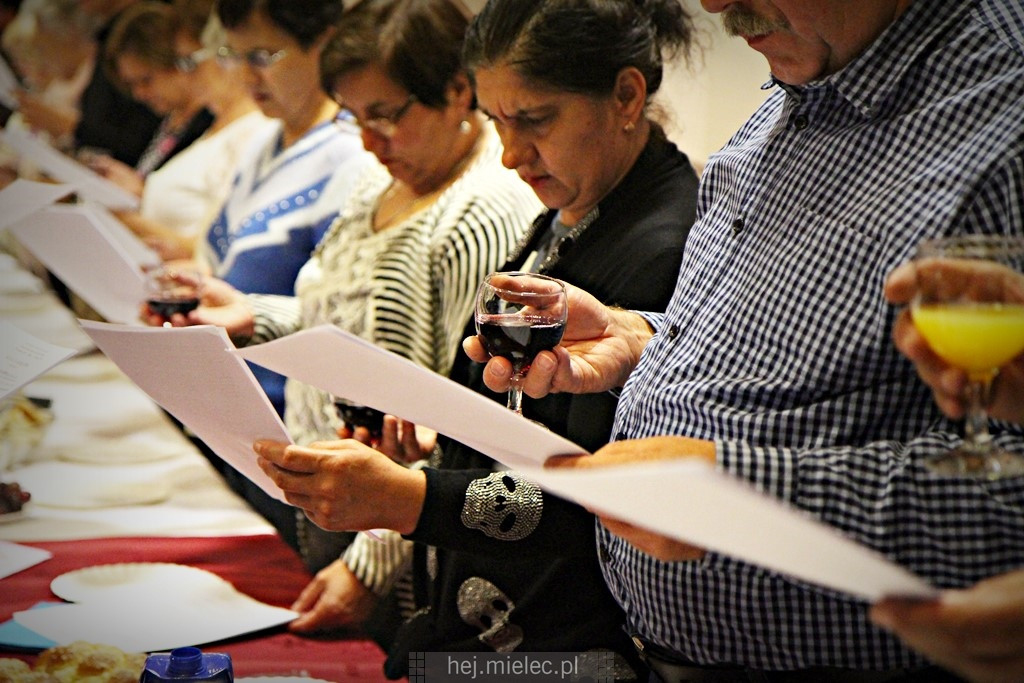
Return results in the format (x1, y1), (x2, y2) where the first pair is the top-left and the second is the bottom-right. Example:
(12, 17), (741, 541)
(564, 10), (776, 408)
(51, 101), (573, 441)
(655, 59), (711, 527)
(0, 321), (75, 400)
(236, 325), (583, 469)
(0, 179), (74, 231)
(237, 324), (937, 602)
(79, 321), (290, 501)
(0, 540), (51, 579)
(78, 202), (161, 270)
(523, 460), (937, 602)
(0, 53), (20, 110)
(8, 204), (149, 324)
(0, 127), (139, 210)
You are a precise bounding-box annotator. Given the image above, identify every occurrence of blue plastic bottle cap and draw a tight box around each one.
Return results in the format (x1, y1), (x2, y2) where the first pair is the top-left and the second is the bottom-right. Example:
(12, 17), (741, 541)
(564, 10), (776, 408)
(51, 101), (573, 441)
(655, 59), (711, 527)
(168, 647), (204, 676)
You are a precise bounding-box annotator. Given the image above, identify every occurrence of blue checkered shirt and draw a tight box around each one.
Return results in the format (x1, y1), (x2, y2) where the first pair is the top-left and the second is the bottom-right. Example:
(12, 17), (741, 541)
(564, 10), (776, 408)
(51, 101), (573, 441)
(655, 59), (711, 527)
(604, 0), (1024, 670)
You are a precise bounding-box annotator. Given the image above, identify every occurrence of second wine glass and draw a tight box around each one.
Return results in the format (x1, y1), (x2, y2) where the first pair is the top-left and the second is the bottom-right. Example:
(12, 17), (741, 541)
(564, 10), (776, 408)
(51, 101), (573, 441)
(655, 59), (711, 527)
(143, 266), (204, 327)
(475, 272), (568, 415)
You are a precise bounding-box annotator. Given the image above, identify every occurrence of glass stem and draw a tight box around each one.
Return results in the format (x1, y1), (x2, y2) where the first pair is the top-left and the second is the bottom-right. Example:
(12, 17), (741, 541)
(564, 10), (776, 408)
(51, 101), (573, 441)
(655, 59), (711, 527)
(962, 378), (994, 454)
(507, 387), (524, 415)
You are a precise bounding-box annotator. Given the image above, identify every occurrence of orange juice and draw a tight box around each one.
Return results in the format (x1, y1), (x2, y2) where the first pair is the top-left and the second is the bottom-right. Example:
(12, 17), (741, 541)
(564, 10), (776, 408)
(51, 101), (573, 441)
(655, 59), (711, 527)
(912, 302), (1024, 377)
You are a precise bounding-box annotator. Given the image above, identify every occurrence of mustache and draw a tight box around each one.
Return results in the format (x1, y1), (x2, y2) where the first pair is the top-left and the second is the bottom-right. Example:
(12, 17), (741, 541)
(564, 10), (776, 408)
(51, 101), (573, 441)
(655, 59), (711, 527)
(721, 7), (788, 37)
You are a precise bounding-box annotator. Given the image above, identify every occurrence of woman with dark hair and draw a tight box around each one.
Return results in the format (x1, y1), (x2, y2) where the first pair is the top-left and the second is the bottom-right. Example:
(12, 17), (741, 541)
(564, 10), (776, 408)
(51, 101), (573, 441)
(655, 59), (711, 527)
(251, 0), (701, 678)
(155, 0), (539, 570)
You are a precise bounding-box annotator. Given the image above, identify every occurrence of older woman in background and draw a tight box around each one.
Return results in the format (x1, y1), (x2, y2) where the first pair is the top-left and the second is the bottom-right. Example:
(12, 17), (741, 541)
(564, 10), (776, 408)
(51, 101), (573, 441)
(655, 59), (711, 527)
(154, 0), (540, 567)
(8, 0), (162, 167)
(91, 1), (214, 193)
(112, 0), (272, 261)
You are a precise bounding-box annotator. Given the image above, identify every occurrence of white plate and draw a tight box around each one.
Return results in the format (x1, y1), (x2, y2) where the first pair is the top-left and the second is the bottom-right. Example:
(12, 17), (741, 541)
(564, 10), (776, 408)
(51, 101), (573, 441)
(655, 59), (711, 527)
(0, 509), (26, 523)
(33, 480), (171, 508)
(57, 435), (187, 465)
(13, 463), (173, 509)
(42, 354), (122, 382)
(50, 562), (234, 603)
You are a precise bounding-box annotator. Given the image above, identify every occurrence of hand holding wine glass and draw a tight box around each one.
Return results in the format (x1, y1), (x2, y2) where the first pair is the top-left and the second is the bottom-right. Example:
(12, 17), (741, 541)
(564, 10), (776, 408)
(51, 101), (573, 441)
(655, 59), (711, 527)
(142, 265), (204, 327)
(905, 234), (1024, 478)
(466, 281), (656, 400)
(474, 272), (568, 414)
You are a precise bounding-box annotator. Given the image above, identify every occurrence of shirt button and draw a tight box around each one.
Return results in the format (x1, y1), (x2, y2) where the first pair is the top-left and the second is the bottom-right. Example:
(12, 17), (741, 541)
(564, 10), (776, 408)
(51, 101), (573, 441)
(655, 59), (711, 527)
(599, 544), (611, 563)
(667, 325), (680, 339)
(793, 114), (809, 130)
(731, 217), (744, 236)
(614, 431), (627, 441)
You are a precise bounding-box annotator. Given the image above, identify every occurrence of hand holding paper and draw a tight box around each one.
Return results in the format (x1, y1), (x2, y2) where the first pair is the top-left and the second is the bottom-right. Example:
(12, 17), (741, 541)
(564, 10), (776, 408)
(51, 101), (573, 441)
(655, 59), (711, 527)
(252, 438), (426, 534)
(237, 324), (937, 602)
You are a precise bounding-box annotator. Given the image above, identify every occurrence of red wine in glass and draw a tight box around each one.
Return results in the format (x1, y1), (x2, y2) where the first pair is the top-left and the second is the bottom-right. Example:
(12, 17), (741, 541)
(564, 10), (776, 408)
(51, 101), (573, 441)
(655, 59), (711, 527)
(143, 266), (204, 327)
(334, 400), (385, 439)
(474, 272), (568, 414)
(146, 296), (200, 319)
(475, 314), (565, 375)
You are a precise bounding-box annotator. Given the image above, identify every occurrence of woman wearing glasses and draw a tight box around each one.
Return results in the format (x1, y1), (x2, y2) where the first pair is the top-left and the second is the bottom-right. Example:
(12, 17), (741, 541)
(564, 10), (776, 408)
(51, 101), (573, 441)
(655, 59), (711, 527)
(184, 0), (373, 420)
(151, 0), (540, 568)
(86, 1), (214, 196)
(112, 0), (272, 261)
(249, 0), (699, 677)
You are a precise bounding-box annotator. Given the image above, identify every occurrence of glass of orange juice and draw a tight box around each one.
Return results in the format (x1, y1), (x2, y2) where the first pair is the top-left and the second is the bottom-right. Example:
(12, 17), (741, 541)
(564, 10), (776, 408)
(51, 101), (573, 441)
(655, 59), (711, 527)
(911, 234), (1024, 478)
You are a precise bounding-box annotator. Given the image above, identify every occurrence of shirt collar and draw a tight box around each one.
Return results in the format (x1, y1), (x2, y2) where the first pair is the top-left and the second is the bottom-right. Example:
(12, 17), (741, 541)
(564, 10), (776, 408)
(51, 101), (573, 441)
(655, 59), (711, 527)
(766, 0), (975, 118)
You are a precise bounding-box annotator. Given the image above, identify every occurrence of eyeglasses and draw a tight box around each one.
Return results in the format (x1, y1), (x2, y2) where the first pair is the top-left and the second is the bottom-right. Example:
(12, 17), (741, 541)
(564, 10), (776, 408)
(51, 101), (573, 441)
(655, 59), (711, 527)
(174, 47), (215, 73)
(215, 45), (288, 69)
(333, 94), (417, 139)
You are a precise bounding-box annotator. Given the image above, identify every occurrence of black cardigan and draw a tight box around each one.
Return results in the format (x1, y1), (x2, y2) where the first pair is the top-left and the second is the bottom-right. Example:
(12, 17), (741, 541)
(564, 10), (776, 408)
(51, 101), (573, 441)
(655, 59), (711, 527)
(387, 130), (699, 679)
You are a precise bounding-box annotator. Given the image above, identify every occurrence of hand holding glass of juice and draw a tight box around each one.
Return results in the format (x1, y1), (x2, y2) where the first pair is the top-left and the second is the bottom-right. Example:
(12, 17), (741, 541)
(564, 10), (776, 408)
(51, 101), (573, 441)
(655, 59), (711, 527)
(910, 234), (1024, 478)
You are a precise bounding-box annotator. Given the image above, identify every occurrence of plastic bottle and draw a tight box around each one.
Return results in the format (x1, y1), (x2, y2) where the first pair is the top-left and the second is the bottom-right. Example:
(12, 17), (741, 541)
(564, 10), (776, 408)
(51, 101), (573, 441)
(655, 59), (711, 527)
(139, 647), (233, 682)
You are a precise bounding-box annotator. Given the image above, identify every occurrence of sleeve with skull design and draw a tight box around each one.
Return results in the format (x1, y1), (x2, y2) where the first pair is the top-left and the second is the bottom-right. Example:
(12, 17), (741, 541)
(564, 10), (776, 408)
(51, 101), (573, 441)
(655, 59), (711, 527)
(404, 467), (602, 558)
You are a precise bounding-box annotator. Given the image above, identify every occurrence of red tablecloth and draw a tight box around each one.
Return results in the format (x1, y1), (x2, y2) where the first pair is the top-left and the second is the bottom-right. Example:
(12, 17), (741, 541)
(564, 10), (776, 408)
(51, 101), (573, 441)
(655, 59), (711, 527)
(0, 535), (393, 682)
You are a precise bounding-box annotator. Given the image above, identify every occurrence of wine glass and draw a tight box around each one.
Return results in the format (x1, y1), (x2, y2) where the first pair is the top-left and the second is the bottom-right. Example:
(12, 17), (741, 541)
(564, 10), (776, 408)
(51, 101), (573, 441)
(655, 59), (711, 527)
(910, 234), (1024, 478)
(475, 272), (568, 415)
(332, 395), (385, 440)
(143, 266), (204, 327)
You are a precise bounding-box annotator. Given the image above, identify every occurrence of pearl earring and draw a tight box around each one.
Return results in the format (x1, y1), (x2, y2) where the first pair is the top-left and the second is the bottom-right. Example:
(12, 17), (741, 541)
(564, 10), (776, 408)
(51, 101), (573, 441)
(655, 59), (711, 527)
(460, 119), (471, 133)
(623, 121), (636, 133)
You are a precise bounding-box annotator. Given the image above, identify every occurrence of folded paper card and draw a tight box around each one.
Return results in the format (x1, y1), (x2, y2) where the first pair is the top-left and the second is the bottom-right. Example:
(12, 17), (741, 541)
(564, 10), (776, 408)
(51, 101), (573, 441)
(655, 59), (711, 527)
(0, 179), (74, 232)
(0, 540), (51, 581)
(8, 204), (152, 324)
(237, 324), (937, 602)
(0, 127), (139, 210)
(79, 322), (290, 501)
(0, 322), (75, 401)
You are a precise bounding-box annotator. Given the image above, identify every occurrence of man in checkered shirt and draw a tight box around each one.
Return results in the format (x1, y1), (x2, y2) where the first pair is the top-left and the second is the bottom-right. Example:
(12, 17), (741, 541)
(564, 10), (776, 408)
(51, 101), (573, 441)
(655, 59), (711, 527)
(469, 0), (1024, 679)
